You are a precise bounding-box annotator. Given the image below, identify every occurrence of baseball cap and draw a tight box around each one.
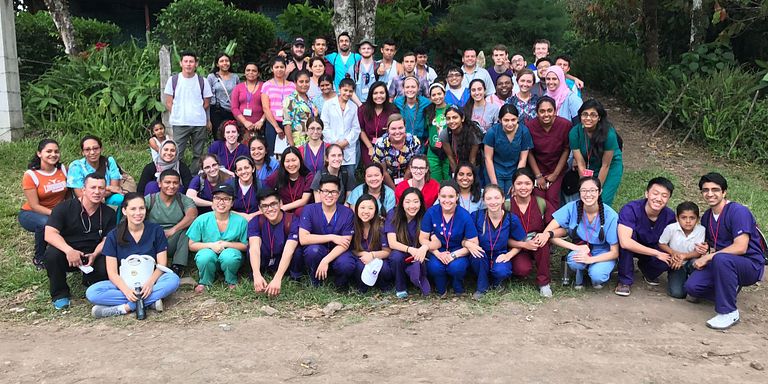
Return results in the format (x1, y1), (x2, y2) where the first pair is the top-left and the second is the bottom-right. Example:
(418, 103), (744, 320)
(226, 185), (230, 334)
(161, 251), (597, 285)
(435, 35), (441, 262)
(361, 258), (384, 286)
(293, 37), (305, 46)
(212, 184), (235, 197)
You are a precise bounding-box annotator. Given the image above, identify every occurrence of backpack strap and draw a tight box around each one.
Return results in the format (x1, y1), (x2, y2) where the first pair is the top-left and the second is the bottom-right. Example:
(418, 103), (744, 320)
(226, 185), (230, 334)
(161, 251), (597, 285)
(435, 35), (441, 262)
(171, 73), (205, 98)
(148, 193), (157, 217)
(535, 196), (547, 220)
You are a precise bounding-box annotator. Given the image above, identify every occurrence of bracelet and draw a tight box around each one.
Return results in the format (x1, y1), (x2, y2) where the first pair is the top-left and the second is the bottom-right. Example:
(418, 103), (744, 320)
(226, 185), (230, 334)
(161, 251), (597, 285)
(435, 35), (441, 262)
(548, 230), (555, 239)
(535, 174), (543, 178)
(406, 246), (410, 254)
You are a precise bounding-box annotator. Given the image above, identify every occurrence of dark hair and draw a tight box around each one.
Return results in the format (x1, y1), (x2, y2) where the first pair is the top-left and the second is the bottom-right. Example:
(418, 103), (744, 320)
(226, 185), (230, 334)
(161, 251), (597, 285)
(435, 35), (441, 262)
(146, 120), (165, 138)
(574, 176), (605, 242)
(28, 139), (61, 170)
(352, 194), (383, 253)
(402, 51), (416, 60)
(511, 168), (536, 197)
(382, 39), (397, 48)
(535, 57), (552, 67)
(492, 44), (508, 53)
(676, 201), (700, 217)
(363, 81), (396, 122)
(179, 51), (197, 61)
(318, 73), (334, 85)
(698, 172), (728, 191)
(319, 174), (341, 189)
(454, 162), (481, 203)
(256, 186), (281, 201)
(362, 163), (387, 212)
(554, 54), (572, 65)
(248, 135), (275, 173)
(116, 192), (146, 246)
(213, 53), (231, 73)
(306, 116), (324, 131)
(578, 99), (612, 159)
(424, 84), (447, 127)
(439, 179), (461, 200)
(498, 103), (519, 120)
(339, 77), (355, 89)
(414, 46), (428, 55)
(444, 106), (483, 165)
(646, 176), (674, 195)
(408, 154), (431, 182)
(533, 39), (551, 48)
(159, 169), (181, 182)
(80, 135), (109, 176)
(463, 78), (487, 118)
(84, 172), (106, 185)
(446, 66), (463, 77)
(217, 120), (243, 142)
(308, 57), (325, 70)
(495, 72), (513, 84)
(338, 32), (351, 40)
(313, 36), (328, 45)
(233, 155), (256, 200)
(536, 95), (556, 112)
(276, 146), (310, 191)
(392, 187), (425, 247)
(270, 56), (287, 70)
(323, 143), (344, 169)
(294, 69), (311, 83)
(198, 154), (231, 186)
(462, 48), (477, 56)
(516, 68), (536, 82)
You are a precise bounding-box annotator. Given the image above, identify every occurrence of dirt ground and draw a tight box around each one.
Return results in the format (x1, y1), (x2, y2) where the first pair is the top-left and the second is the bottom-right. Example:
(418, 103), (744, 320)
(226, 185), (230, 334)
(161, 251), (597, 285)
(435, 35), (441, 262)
(2, 96), (767, 383)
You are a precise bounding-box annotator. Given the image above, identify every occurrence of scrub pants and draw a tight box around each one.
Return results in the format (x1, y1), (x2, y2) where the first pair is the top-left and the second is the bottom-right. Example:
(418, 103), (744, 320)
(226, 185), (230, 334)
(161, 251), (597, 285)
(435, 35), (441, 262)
(509, 245), (551, 286)
(18, 210), (48, 266)
(427, 148), (450, 182)
(302, 244), (356, 288)
(601, 164), (623, 208)
(390, 250), (431, 295)
(566, 250), (616, 286)
(86, 272), (180, 311)
(426, 255), (469, 295)
(684, 253), (763, 314)
(167, 231), (190, 266)
(195, 248), (243, 286)
(353, 257), (394, 291)
(617, 248), (670, 286)
(468, 254), (491, 293)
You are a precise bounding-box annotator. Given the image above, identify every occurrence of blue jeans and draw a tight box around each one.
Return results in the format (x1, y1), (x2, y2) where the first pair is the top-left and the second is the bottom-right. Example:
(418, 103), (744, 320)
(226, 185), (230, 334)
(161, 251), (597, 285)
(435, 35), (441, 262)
(18, 210), (48, 265)
(86, 272), (180, 311)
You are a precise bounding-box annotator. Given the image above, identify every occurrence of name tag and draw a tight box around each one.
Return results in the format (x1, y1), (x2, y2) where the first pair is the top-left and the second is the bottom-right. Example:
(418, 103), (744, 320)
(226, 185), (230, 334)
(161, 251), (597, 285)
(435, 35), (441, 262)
(581, 169), (594, 177)
(275, 109), (283, 118)
(394, 177), (404, 185)
(363, 87), (369, 95)
(243, 109), (252, 116)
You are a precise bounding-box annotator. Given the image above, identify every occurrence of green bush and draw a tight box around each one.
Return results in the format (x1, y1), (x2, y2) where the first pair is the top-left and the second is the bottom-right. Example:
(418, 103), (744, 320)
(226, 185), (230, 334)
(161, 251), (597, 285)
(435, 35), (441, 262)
(22, 42), (164, 143)
(155, 0), (276, 70)
(15, 11), (121, 80)
(375, 0), (431, 52)
(277, 1), (334, 44)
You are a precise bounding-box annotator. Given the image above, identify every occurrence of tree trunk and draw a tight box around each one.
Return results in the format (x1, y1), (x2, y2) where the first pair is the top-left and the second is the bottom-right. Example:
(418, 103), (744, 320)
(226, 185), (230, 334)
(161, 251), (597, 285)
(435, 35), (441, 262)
(332, 0), (378, 44)
(43, 0), (79, 56)
(642, 0), (660, 68)
(689, 0), (707, 49)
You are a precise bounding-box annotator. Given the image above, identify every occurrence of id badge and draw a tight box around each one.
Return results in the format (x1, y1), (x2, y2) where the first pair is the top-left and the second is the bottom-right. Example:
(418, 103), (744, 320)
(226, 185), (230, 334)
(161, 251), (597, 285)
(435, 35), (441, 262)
(394, 177), (404, 185)
(275, 109), (283, 118)
(581, 169), (594, 177)
(526, 232), (537, 241)
(434, 141), (442, 149)
(243, 108), (253, 117)
(363, 87), (369, 95)
(268, 257), (276, 267)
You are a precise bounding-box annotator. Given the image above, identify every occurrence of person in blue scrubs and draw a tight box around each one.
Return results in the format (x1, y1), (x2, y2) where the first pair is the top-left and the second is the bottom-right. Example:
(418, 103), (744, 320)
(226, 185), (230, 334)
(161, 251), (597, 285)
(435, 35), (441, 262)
(248, 136), (279, 187)
(249, 188), (303, 294)
(346, 163), (396, 215)
(298, 174), (357, 290)
(351, 194), (393, 291)
(538, 176), (619, 289)
(685, 172), (765, 330)
(386, 187), (431, 298)
(466, 185), (527, 297)
(419, 180), (479, 296)
(85, 193), (180, 318)
(230, 156), (260, 222)
(483, 105), (534, 193)
(454, 163), (484, 214)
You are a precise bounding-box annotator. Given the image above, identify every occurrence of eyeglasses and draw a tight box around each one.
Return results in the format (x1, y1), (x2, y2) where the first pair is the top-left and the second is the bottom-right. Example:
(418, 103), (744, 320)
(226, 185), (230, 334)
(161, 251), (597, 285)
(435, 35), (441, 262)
(259, 202), (280, 210)
(319, 189), (340, 196)
(411, 166), (427, 171)
(579, 188), (599, 195)
(213, 196), (233, 202)
(308, 126), (323, 131)
(83, 146), (101, 153)
(580, 112), (599, 119)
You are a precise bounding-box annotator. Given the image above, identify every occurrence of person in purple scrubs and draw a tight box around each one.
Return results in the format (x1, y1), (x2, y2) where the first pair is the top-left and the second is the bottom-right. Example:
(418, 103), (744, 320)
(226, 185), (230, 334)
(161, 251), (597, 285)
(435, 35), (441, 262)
(614, 177), (677, 297)
(298, 174), (357, 290)
(685, 172), (766, 330)
(248, 188), (303, 294)
(386, 187), (431, 298)
(350, 194), (393, 291)
(230, 156), (260, 222)
(207, 120), (250, 171)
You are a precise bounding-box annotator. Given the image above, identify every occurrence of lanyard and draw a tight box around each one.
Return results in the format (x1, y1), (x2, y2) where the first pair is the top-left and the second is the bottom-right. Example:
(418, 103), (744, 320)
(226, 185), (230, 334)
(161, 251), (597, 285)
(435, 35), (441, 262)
(305, 143), (323, 173)
(405, 101), (418, 132)
(287, 177), (302, 203)
(265, 218), (276, 255)
(440, 213), (455, 252)
(245, 82), (259, 107)
(240, 183), (254, 213)
(518, 198), (532, 234)
(486, 212), (504, 256)
(708, 204), (728, 251)
(223, 143), (239, 170)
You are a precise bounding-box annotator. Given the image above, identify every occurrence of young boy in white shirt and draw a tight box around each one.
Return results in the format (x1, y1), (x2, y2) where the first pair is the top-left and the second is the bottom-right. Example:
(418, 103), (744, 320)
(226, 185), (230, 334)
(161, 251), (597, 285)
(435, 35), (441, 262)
(658, 201), (706, 299)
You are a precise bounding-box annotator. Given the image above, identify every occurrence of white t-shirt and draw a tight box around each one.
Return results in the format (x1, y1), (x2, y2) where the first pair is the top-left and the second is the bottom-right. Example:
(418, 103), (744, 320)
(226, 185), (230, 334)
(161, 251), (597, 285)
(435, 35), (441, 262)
(164, 74), (213, 126)
(659, 222), (706, 253)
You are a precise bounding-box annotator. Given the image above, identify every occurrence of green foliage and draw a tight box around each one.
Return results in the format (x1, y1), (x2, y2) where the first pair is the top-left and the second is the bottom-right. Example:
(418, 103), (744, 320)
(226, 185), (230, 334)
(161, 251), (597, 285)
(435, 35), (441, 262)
(668, 42), (737, 79)
(277, 1), (334, 44)
(431, 0), (568, 65)
(155, 0), (276, 70)
(22, 42), (164, 143)
(375, 0), (431, 52)
(15, 11), (121, 80)
(564, 0), (640, 44)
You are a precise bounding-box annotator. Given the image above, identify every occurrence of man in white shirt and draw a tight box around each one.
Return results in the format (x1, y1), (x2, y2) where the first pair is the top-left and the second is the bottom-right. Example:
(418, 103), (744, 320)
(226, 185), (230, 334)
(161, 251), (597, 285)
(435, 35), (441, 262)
(460, 48), (495, 96)
(164, 51), (212, 173)
(321, 78), (361, 177)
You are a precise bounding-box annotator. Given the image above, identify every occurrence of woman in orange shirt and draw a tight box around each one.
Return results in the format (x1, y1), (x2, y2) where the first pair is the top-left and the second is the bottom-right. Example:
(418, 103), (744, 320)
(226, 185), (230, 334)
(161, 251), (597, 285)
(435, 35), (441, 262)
(19, 139), (69, 269)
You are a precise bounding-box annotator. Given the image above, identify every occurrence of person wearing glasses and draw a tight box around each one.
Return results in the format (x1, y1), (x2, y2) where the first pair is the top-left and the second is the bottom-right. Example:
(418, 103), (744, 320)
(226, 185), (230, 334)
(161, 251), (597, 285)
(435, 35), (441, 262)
(67, 135), (124, 208)
(298, 175), (357, 290)
(569, 99), (624, 207)
(44, 173), (117, 310)
(249, 188), (303, 295)
(187, 184), (248, 293)
(394, 155), (440, 208)
(186, 154), (233, 215)
(537, 176), (619, 290)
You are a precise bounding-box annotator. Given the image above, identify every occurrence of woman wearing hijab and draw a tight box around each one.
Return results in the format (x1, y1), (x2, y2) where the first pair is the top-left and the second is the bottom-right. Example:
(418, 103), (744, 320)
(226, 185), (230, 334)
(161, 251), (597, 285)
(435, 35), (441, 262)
(544, 66), (582, 124)
(137, 140), (193, 196)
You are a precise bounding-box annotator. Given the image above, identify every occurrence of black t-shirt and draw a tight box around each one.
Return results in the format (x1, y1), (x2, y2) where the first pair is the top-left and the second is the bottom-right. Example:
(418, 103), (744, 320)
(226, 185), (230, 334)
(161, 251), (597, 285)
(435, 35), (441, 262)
(47, 198), (117, 252)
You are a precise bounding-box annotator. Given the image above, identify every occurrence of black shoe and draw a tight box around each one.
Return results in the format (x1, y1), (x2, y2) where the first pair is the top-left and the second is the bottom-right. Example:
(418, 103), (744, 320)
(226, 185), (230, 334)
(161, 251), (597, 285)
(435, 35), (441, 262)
(171, 264), (185, 276)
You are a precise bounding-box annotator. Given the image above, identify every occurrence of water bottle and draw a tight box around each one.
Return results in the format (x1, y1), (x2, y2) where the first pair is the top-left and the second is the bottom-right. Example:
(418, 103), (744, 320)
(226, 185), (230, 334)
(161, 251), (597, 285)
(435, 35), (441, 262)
(135, 287), (146, 320)
(561, 254), (570, 286)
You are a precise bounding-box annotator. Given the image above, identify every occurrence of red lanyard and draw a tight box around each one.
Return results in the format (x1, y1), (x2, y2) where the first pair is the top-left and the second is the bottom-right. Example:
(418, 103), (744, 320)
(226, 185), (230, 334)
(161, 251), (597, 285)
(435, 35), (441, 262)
(583, 128), (592, 166)
(709, 204), (727, 251)
(265, 219), (276, 255)
(287, 177), (302, 203)
(305, 143), (323, 172)
(486, 212), (504, 255)
(240, 183), (253, 213)
(517, 199), (532, 234)
(224, 144), (239, 170)
(440, 213), (455, 251)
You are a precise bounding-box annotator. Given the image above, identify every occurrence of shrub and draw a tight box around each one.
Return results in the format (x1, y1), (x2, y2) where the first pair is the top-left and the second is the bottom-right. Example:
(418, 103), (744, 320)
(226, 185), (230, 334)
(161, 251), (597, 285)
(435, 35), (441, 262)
(277, 1), (334, 44)
(155, 0), (276, 70)
(22, 42), (163, 143)
(15, 11), (121, 80)
(375, 0), (431, 53)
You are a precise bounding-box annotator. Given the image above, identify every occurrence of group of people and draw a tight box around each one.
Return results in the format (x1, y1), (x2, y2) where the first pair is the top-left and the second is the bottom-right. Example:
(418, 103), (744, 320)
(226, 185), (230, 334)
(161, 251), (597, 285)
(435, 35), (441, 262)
(16, 35), (764, 330)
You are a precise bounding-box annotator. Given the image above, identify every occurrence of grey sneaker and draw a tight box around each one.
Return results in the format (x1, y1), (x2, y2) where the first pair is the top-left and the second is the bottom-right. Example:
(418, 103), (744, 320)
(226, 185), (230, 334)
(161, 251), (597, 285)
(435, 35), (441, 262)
(91, 305), (125, 319)
(614, 283), (631, 296)
(592, 283), (604, 290)
(539, 284), (553, 298)
(150, 299), (163, 312)
(472, 291), (485, 300)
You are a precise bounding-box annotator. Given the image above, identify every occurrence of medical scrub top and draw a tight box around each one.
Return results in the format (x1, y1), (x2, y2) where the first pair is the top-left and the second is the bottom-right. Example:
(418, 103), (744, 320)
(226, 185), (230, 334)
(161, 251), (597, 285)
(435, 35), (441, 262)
(471, 209), (527, 256)
(618, 199), (676, 247)
(299, 203), (355, 238)
(230, 180), (260, 214)
(102, 222), (168, 264)
(552, 201), (619, 255)
(483, 122), (534, 180)
(247, 214), (300, 257)
(187, 211), (248, 244)
(208, 141), (250, 171)
(702, 202), (766, 266)
(421, 205), (478, 253)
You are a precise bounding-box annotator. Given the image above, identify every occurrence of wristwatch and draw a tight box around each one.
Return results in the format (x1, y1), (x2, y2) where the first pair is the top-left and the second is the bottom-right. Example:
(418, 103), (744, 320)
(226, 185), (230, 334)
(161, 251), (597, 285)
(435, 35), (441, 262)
(548, 230), (555, 239)
(450, 252), (457, 260)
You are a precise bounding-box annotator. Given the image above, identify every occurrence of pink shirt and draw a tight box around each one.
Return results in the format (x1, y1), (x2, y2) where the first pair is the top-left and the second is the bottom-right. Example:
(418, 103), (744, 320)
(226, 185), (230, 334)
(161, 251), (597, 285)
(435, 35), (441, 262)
(230, 82), (265, 124)
(261, 79), (296, 123)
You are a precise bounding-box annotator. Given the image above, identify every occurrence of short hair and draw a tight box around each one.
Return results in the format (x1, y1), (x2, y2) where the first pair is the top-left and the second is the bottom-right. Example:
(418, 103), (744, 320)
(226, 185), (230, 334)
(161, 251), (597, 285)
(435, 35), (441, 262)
(338, 32), (351, 40)
(84, 172), (106, 185)
(382, 39), (396, 48)
(319, 174), (341, 189)
(339, 78), (356, 89)
(533, 39), (551, 48)
(536, 57), (552, 67)
(698, 172), (728, 191)
(179, 51), (197, 61)
(492, 44), (508, 54)
(313, 36), (327, 45)
(646, 177), (674, 195)
(402, 51), (416, 60)
(159, 169), (181, 182)
(256, 187), (281, 201)
(462, 48), (477, 56)
(555, 54), (572, 65)
(414, 46), (428, 55)
(676, 201), (700, 217)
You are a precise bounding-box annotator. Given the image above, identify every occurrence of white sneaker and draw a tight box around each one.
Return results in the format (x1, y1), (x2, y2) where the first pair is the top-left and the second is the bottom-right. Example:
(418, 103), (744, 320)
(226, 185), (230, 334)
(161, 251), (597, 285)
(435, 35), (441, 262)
(706, 310), (740, 330)
(539, 284), (553, 298)
(150, 299), (164, 312)
(592, 283), (604, 290)
(91, 305), (125, 319)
